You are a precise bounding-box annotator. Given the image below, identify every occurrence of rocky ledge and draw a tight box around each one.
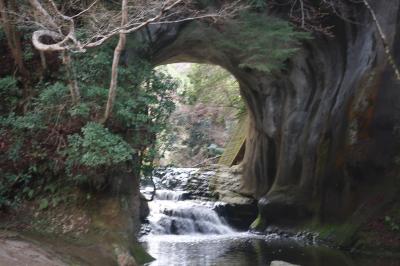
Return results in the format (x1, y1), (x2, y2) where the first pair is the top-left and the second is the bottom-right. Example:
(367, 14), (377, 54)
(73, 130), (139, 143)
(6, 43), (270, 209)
(147, 165), (258, 230)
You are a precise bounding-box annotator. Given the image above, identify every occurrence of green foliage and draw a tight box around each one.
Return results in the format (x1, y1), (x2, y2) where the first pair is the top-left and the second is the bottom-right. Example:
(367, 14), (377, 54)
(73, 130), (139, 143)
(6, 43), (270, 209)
(73, 46), (113, 87)
(217, 12), (311, 73)
(0, 172), (34, 209)
(1, 81), (68, 134)
(0, 41), (180, 209)
(2, 111), (45, 130)
(39, 198), (49, 210)
(37, 82), (69, 106)
(68, 103), (91, 118)
(0, 76), (20, 113)
(6, 137), (23, 162)
(0, 40), (178, 208)
(66, 122), (133, 169)
(183, 64), (244, 115)
(0, 76), (18, 94)
(23, 45), (34, 61)
(0, 8), (312, 209)
(186, 120), (212, 156)
(114, 66), (176, 131)
(154, 63), (244, 166)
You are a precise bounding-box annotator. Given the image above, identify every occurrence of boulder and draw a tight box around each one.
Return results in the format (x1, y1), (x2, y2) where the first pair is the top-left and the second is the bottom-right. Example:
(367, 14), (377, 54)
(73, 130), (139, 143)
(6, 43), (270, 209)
(209, 164), (258, 229)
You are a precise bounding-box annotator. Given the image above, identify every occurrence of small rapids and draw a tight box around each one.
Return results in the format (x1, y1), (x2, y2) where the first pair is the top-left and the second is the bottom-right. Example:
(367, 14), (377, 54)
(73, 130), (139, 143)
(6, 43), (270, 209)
(141, 169), (234, 235)
(139, 168), (397, 266)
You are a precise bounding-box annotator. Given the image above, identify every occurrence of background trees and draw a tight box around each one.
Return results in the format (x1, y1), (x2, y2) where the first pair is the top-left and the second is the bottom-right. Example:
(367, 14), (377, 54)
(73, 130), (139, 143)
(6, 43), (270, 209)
(0, 0), (241, 208)
(155, 63), (243, 167)
(0, 38), (177, 208)
(0, 0), (316, 208)
(25, 0), (239, 121)
(0, 0), (367, 206)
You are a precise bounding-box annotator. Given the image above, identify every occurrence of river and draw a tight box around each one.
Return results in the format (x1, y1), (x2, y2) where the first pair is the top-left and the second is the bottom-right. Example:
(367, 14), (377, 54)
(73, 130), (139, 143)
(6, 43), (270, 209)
(140, 168), (399, 266)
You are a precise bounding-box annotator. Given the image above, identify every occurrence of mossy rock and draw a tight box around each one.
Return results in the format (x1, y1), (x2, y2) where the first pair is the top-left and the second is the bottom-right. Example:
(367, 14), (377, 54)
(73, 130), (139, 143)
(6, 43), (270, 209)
(250, 214), (266, 231)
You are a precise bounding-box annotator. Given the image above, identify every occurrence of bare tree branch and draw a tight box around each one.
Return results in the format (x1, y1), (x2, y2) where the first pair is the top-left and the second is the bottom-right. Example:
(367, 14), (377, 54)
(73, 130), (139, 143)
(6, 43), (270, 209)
(362, 0), (400, 81)
(28, 0), (240, 52)
(28, 0), (59, 30)
(71, 0), (99, 19)
(103, 0), (128, 123)
(62, 51), (81, 104)
(24, 0), (242, 114)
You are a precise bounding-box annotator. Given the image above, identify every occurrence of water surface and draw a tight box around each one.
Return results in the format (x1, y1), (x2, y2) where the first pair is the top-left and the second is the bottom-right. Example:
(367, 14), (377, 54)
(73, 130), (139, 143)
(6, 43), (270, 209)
(141, 233), (399, 266)
(141, 168), (400, 266)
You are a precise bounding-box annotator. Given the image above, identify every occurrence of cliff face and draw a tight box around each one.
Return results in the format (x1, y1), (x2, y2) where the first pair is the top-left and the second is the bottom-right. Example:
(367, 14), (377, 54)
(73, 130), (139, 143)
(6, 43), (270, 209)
(129, 0), (400, 234)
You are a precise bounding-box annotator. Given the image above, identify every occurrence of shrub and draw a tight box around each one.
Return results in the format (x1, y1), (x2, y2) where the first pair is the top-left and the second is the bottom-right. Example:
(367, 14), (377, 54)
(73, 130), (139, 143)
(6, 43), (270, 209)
(66, 122), (133, 169)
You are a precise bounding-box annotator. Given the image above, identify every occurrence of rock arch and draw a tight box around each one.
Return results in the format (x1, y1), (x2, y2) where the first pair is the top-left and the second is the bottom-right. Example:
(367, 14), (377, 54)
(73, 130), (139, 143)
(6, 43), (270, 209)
(126, 1), (400, 229)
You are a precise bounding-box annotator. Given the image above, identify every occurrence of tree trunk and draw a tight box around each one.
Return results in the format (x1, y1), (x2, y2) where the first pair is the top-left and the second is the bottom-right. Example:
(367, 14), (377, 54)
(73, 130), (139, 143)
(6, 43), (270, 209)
(62, 52), (80, 104)
(39, 50), (47, 71)
(0, 0), (30, 97)
(103, 0), (128, 123)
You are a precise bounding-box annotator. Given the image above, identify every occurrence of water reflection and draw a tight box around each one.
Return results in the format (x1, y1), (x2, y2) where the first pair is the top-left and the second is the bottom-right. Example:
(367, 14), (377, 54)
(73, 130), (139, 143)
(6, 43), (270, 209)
(140, 168), (399, 266)
(141, 233), (400, 266)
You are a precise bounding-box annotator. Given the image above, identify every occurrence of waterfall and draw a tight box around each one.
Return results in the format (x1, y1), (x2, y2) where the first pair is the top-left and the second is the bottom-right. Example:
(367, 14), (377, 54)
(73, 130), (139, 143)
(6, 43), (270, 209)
(141, 168), (234, 235)
(155, 190), (189, 201)
(148, 199), (234, 235)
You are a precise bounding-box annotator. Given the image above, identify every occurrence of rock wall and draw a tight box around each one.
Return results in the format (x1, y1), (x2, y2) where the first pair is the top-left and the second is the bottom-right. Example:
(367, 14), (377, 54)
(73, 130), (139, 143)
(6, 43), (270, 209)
(209, 164), (258, 229)
(128, 0), (400, 233)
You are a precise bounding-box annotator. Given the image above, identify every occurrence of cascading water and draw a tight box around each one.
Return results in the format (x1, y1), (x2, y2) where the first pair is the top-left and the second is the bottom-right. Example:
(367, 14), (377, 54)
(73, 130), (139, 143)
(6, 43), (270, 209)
(149, 191), (233, 235)
(141, 168), (234, 236)
(139, 168), (394, 266)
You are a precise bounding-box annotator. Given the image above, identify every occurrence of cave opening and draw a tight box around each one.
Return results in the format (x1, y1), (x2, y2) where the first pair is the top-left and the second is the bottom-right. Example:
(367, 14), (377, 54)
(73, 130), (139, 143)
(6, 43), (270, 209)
(139, 62), (258, 239)
(152, 62), (247, 168)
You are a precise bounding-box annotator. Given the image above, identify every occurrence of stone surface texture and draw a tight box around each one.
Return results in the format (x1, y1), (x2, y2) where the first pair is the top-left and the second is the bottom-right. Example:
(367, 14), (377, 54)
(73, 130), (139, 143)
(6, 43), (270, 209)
(125, 1), (400, 230)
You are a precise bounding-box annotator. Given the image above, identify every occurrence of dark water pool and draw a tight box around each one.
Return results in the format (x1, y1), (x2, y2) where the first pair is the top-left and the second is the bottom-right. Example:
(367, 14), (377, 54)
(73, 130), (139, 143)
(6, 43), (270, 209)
(141, 233), (400, 266)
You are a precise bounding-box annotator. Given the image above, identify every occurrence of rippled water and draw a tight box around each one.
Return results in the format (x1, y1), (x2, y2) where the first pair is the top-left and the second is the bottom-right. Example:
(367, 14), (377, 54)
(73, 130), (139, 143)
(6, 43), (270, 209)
(140, 168), (400, 266)
(141, 233), (400, 266)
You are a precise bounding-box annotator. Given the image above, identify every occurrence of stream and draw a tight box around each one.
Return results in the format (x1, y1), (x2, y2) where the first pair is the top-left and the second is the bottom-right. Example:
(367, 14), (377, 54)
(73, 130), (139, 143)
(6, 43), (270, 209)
(140, 168), (400, 266)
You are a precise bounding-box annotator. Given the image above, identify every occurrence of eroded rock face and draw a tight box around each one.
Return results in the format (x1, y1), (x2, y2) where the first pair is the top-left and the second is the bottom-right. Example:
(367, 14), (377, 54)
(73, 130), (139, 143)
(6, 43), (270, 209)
(209, 164), (258, 229)
(127, 1), (400, 230)
(0, 237), (67, 266)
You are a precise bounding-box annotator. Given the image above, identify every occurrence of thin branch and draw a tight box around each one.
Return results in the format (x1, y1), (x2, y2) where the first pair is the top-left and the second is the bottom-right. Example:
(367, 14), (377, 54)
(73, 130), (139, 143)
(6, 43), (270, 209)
(299, 0), (305, 28)
(148, 13), (223, 25)
(62, 51), (80, 104)
(28, 0), (59, 30)
(25, 0), (241, 110)
(362, 0), (400, 81)
(29, 0), (241, 52)
(85, 0), (186, 48)
(71, 0), (99, 19)
(102, 0), (128, 123)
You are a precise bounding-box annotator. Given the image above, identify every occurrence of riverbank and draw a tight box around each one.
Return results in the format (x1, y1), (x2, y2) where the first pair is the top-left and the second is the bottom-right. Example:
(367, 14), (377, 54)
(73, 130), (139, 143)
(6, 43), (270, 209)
(0, 189), (152, 266)
(0, 231), (66, 266)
